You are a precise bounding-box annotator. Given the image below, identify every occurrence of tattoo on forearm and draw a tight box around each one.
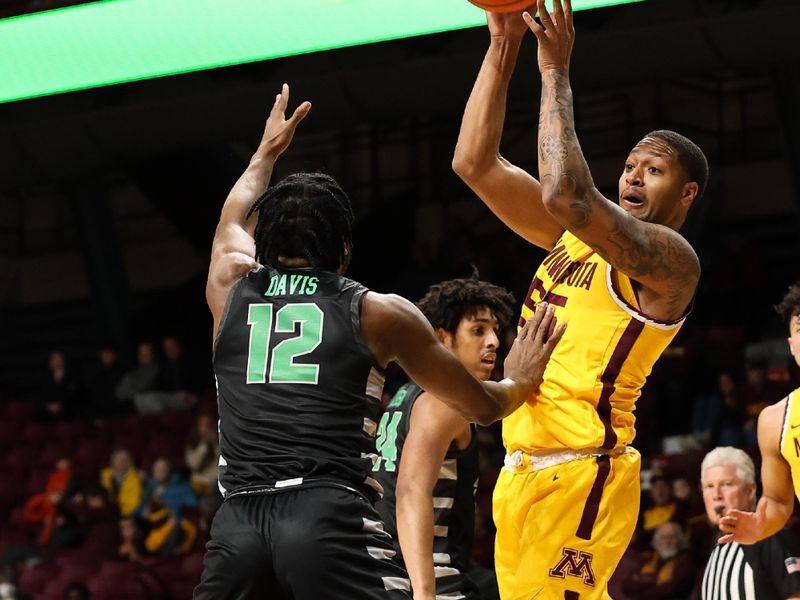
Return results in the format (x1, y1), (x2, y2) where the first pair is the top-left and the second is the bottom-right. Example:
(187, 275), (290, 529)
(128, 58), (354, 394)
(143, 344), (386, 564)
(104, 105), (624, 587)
(538, 69), (595, 231)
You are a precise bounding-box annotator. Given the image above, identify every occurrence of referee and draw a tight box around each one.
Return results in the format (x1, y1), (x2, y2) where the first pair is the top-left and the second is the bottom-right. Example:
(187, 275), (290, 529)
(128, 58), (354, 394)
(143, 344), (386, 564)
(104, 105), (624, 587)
(700, 447), (800, 599)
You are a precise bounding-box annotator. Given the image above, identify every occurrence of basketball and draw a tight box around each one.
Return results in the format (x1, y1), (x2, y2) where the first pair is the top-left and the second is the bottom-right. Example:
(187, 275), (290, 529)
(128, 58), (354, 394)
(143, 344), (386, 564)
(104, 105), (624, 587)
(467, 0), (534, 13)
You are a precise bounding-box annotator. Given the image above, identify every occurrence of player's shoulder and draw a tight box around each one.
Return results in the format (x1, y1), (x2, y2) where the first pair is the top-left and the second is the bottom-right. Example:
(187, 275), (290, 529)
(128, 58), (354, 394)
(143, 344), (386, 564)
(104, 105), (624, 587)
(361, 291), (421, 326)
(761, 397), (789, 427)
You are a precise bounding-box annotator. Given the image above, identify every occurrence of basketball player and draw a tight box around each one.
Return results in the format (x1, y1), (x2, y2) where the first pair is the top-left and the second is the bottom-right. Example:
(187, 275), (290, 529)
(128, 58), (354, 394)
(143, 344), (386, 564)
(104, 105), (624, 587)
(194, 84), (565, 599)
(374, 276), (516, 600)
(452, 1), (708, 597)
(718, 282), (800, 545)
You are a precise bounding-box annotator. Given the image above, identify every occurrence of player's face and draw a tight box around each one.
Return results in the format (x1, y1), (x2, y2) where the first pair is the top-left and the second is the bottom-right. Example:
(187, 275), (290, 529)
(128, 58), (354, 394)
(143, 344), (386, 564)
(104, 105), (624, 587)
(702, 465), (757, 525)
(443, 308), (500, 381)
(618, 137), (697, 227)
(788, 314), (800, 367)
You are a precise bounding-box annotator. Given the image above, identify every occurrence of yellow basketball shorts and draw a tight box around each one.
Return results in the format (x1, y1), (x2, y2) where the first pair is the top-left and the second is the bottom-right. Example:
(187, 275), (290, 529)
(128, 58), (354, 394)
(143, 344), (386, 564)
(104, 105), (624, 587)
(493, 447), (641, 600)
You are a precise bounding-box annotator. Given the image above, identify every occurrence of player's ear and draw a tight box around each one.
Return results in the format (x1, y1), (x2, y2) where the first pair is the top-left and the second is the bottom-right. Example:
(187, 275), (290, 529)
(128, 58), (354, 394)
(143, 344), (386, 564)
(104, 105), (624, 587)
(680, 181), (698, 208)
(436, 328), (453, 348)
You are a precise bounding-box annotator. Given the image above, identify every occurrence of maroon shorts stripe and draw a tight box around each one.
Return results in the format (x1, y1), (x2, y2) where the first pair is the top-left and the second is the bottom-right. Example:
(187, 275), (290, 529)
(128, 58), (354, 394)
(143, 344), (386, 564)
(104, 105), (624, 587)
(597, 318), (644, 449)
(565, 591), (580, 599)
(576, 455), (611, 540)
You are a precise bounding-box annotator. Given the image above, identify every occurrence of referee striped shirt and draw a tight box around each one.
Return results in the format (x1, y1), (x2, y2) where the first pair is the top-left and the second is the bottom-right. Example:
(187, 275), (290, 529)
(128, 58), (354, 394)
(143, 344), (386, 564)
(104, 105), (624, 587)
(702, 531), (800, 600)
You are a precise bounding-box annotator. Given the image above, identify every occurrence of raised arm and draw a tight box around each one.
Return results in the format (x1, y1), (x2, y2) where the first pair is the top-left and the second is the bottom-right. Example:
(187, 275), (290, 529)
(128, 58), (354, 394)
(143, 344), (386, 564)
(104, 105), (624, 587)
(362, 294), (564, 426)
(452, 8), (563, 251)
(524, 0), (699, 321)
(719, 400), (796, 544)
(395, 396), (469, 600)
(206, 84), (310, 338)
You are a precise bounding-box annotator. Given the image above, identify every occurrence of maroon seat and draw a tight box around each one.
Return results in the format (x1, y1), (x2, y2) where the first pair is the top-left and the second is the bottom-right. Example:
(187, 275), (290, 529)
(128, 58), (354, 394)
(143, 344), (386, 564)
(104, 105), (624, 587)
(171, 580), (198, 599)
(0, 401), (34, 422)
(55, 556), (100, 582)
(17, 563), (60, 594)
(20, 422), (53, 443)
(181, 552), (205, 578)
(5, 443), (38, 470)
(83, 521), (119, 553)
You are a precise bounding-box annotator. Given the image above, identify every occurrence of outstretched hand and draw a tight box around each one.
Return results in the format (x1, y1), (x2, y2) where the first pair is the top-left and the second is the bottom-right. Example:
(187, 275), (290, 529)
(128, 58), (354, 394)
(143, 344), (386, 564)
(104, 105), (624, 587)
(258, 83), (311, 158)
(504, 302), (566, 390)
(522, 0), (575, 73)
(486, 4), (536, 41)
(718, 497), (768, 545)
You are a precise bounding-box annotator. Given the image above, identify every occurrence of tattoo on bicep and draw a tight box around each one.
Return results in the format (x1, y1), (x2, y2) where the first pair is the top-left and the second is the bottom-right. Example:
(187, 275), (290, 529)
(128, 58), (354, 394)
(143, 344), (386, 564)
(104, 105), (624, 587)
(603, 213), (697, 312)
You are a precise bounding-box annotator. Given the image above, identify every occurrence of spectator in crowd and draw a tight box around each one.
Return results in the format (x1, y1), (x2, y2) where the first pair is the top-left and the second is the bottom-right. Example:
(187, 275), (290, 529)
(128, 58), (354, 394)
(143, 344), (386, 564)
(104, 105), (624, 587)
(636, 475), (688, 549)
(100, 450), (144, 517)
(699, 446), (800, 599)
(673, 476), (704, 519)
(622, 521), (697, 600)
(136, 458), (197, 556)
(185, 414), (222, 527)
(115, 342), (160, 408)
(118, 516), (146, 563)
(86, 345), (125, 416)
(692, 371), (743, 448)
(185, 414), (219, 495)
(129, 337), (197, 414)
(62, 583), (90, 600)
(740, 359), (790, 446)
(36, 351), (81, 422)
(160, 336), (197, 394)
(62, 483), (116, 538)
(22, 458), (80, 545)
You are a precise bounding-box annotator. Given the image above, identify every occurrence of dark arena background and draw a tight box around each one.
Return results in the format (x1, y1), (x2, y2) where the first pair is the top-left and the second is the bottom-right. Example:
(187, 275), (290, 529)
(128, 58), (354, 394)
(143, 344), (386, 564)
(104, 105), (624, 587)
(1, 0), (799, 598)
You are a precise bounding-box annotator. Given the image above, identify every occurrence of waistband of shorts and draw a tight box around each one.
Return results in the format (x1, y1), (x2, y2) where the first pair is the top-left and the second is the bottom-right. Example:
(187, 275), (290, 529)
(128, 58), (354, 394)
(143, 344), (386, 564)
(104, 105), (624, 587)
(502, 446), (630, 474)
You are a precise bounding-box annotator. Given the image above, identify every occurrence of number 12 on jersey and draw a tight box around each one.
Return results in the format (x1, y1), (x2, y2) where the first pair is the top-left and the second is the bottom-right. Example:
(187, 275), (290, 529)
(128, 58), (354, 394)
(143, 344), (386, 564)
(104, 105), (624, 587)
(246, 303), (324, 385)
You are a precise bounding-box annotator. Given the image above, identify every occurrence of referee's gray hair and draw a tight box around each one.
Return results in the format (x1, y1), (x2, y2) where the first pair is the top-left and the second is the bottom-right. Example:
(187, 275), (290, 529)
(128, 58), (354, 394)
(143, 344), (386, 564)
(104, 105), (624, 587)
(700, 446), (756, 486)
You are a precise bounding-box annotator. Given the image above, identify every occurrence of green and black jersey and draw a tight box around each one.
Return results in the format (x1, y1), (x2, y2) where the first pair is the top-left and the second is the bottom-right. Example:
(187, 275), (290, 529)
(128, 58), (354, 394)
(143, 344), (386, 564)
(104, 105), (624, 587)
(373, 382), (480, 598)
(212, 265), (384, 500)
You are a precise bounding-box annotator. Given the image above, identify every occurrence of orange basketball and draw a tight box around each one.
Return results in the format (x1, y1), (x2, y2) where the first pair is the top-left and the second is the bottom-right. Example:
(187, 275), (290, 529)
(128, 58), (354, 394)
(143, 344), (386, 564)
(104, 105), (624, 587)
(467, 0), (534, 13)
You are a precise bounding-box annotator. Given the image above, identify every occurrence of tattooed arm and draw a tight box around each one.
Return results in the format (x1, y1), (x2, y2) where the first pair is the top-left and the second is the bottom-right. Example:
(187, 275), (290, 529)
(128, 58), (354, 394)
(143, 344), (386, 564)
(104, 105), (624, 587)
(524, 0), (699, 322)
(452, 7), (563, 251)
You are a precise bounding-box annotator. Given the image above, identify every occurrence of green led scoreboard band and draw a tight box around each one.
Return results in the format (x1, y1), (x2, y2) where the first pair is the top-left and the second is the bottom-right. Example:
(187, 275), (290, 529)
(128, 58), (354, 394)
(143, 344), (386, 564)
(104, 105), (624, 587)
(0, 0), (642, 104)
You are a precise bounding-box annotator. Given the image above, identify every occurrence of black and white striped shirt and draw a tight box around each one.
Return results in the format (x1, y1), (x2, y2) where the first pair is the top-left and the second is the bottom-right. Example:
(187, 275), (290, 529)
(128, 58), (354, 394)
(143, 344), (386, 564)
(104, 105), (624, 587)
(702, 531), (800, 600)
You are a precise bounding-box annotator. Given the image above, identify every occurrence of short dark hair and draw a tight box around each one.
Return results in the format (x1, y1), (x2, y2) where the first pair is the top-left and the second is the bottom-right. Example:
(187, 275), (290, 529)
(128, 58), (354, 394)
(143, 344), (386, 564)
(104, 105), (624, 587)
(416, 274), (516, 335)
(646, 130), (709, 201)
(775, 281), (800, 325)
(247, 172), (354, 272)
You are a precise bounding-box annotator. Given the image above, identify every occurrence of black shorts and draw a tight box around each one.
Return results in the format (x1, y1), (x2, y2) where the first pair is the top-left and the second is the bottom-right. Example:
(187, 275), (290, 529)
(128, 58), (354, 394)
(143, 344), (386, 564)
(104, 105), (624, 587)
(193, 485), (411, 600)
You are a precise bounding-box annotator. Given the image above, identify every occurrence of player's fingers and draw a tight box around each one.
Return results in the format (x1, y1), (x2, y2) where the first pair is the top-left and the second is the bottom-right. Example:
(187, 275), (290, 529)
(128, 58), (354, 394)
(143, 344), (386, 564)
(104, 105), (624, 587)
(537, 0), (553, 31)
(289, 101), (312, 125)
(564, 0), (574, 32)
(276, 83), (290, 113)
(522, 11), (544, 37)
(524, 302), (549, 341)
(545, 322), (567, 353)
(533, 305), (556, 345)
(552, 0), (564, 28)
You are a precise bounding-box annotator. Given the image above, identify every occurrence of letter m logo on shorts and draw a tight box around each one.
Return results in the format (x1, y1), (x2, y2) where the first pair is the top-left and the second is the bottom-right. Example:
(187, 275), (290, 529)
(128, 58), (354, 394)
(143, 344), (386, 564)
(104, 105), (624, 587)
(548, 548), (596, 587)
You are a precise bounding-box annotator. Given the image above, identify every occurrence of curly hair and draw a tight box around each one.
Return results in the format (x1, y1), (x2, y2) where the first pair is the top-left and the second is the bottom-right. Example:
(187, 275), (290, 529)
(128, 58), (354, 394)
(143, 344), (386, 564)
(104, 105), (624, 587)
(416, 274), (516, 334)
(775, 281), (800, 324)
(246, 172), (354, 271)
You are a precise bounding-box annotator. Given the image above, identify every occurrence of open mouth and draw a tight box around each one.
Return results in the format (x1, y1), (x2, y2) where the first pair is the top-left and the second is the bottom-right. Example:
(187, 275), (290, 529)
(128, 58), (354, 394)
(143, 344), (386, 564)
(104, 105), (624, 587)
(480, 356), (496, 368)
(621, 195), (644, 208)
